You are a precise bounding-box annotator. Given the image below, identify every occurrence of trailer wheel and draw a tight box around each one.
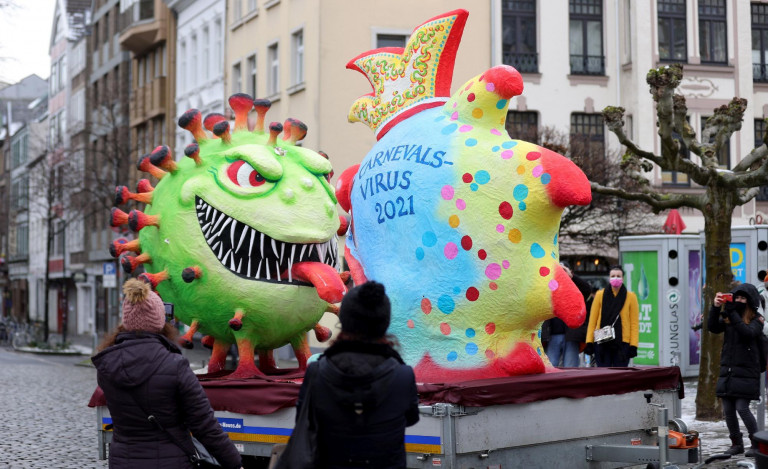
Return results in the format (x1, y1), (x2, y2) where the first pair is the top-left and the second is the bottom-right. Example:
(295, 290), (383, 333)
(669, 418), (688, 433)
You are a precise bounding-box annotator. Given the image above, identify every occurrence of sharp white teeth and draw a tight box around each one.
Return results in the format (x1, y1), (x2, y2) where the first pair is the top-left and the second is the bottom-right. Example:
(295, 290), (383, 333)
(214, 217), (232, 241)
(276, 261), (281, 281)
(271, 238), (279, 258)
(210, 209), (226, 233)
(222, 249), (231, 264)
(299, 244), (307, 262)
(266, 261), (271, 280)
(230, 252), (237, 271)
(317, 243), (327, 264)
(237, 258), (243, 273)
(205, 205), (212, 220)
(230, 221), (237, 247)
(247, 257), (252, 277)
(260, 233), (265, 259)
(287, 261), (293, 283)
(279, 242), (285, 262)
(290, 245), (296, 264)
(308, 244), (315, 260)
(256, 260), (262, 278)
(201, 222), (211, 236)
(236, 224), (248, 252)
(217, 242), (224, 259)
(248, 228), (255, 257)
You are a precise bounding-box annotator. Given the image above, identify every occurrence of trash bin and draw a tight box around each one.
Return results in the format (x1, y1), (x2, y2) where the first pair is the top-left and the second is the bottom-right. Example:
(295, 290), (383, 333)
(753, 430), (768, 469)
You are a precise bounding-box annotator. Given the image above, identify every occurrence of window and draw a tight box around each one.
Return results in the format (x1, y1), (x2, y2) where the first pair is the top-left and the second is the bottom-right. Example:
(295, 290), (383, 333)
(268, 43), (279, 96)
(70, 88), (86, 128)
(180, 41), (186, 91)
(232, 62), (242, 94)
(15, 223), (28, 256)
(11, 176), (28, 211)
(154, 46), (161, 77)
(50, 60), (59, 95)
(699, 0), (727, 64)
(292, 29), (304, 86)
(658, 0), (687, 62)
(623, 0), (632, 62)
(505, 111), (538, 142)
(247, 54), (257, 96)
(569, 0), (604, 75)
(191, 35), (198, 89)
(11, 133), (27, 169)
(755, 119), (768, 200)
(702, 116), (729, 168)
(53, 220), (65, 256)
(753, 4), (768, 82)
(501, 0), (537, 73)
(376, 34), (407, 48)
(58, 56), (67, 92)
(138, 56), (145, 87)
(233, 0), (242, 21)
(214, 19), (222, 72)
(202, 27), (210, 82)
(570, 113), (605, 157)
(248, 0), (257, 12)
(71, 41), (86, 76)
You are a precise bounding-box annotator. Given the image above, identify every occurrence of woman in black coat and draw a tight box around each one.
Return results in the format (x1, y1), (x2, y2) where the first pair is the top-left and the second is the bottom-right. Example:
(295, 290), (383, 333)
(286, 281), (419, 469)
(93, 279), (242, 469)
(708, 283), (765, 457)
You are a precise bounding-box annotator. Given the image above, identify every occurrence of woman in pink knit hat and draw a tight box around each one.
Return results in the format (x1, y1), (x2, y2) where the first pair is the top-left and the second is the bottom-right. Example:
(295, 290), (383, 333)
(93, 279), (242, 469)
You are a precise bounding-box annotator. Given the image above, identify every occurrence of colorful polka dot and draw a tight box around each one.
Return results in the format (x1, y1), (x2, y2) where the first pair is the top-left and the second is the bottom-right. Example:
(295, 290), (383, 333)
(444, 242), (458, 259)
(422, 231), (437, 247)
(415, 247), (425, 260)
(442, 123), (458, 134)
(549, 279), (559, 291)
(485, 263), (502, 280)
(456, 199), (466, 210)
(465, 138), (478, 147)
(464, 82), (473, 91)
(486, 322), (496, 334)
(448, 215), (460, 228)
(453, 286), (461, 294)
(508, 228), (522, 243)
(461, 236), (473, 250)
(516, 165), (525, 174)
(502, 260), (510, 269)
(492, 145), (500, 152)
(452, 102), (457, 108)
(450, 111), (459, 121)
(407, 319), (415, 329)
(499, 201), (513, 219)
(541, 173), (551, 184)
(519, 202), (527, 211)
(440, 322), (451, 335)
(539, 266), (550, 276)
(421, 298), (432, 314)
(526, 151), (541, 161)
(513, 184), (528, 201)
(447, 351), (458, 361)
(496, 224), (505, 233)
(462, 173), (473, 183)
(470, 183), (479, 191)
(485, 349), (495, 359)
(489, 282), (498, 290)
(434, 115), (446, 122)
(467, 92), (476, 102)
(490, 128), (502, 136)
(472, 108), (484, 119)
(441, 185), (454, 200)
(466, 287), (479, 301)
(466, 343), (478, 355)
(530, 243), (545, 258)
(501, 150), (514, 159)
(475, 170), (491, 184)
(466, 328), (476, 338)
(459, 125), (473, 132)
(553, 233), (558, 245)
(532, 165), (544, 177)
(496, 99), (508, 109)
(438, 295), (455, 314)
(486, 82), (495, 92)
(502, 141), (516, 149)
(478, 249), (487, 260)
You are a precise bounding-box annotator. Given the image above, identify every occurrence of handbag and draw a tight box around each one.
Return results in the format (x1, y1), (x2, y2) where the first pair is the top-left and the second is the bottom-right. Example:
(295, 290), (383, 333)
(594, 313), (620, 344)
(275, 363), (320, 469)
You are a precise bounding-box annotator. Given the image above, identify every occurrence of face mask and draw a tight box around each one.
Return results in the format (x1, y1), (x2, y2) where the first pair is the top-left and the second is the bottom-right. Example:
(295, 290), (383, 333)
(609, 278), (623, 289)
(725, 301), (747, 315)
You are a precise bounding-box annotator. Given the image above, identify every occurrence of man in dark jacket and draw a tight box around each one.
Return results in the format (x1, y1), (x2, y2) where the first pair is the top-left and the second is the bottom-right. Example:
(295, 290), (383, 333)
(92, 279), (242, 469)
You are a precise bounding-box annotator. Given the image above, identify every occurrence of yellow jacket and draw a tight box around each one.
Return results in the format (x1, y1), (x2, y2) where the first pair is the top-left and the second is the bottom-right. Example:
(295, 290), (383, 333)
(586, 288), (640, 347)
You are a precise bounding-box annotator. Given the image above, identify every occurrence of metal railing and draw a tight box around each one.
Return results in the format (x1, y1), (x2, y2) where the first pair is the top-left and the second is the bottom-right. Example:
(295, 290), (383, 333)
(503, 52), (538, 73)
(570, 54), (605, 76)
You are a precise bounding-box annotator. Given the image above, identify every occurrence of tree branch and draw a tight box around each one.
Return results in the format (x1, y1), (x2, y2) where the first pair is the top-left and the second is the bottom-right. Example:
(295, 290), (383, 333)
(591, 182), (705, 213)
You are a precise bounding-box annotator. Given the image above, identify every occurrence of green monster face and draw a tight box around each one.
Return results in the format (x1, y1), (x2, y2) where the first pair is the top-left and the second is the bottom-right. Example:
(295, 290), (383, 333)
(110, 95), (347, 378)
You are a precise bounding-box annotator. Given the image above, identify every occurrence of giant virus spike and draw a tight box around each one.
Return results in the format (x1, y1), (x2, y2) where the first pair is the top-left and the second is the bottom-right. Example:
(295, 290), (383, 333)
(149, 145), (177, 173)
(287, 119), (307, 144)
(184, 143), (202, 166)
(213, 121), (232, 144)
(121, 252), (152, 273)
(252, 99), (272, 133)
(138, 270), (168, 289)
(267, 122), (282, 146)
(229, 93), (254, 131)
(137, 155), (167, 180)
(110, 238), (141, 257)
(115, 186), (153, 205)
(128, 210), (159, 231)
(179, 109), (208, 143)
(137, 179), (154, 193)
(110, 207), (129, 227)
(203, 113), (227, 133)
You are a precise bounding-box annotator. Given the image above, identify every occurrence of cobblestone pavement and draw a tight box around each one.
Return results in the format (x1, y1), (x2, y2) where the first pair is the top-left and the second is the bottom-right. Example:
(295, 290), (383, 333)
(0, 346), (107, 468)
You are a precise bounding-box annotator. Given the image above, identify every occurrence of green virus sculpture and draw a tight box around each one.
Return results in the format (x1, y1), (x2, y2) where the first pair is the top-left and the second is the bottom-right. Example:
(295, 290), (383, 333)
(110, 94), (347, 378)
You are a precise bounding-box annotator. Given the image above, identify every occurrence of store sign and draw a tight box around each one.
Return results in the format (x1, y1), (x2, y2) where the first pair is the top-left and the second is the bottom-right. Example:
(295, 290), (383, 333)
(72, 271), (87, 283)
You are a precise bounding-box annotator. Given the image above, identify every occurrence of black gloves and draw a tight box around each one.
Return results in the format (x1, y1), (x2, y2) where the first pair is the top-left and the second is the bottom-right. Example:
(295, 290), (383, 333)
(629, 346), (638, 358)
(584, 343), (594, 356)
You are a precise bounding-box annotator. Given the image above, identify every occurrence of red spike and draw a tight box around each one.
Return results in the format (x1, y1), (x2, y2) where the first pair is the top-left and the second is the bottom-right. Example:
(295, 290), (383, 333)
(213, 121), (232, 144)
(136, 179), (155, 193)
(128, 210), (160, 231)
(326, 303), (340, 315)
(182, 266), (203, 283)
(314, 324), (332, 342)
(339, 271), (351, 284)
(229, 309), (245, 331)
(137, 155), (167, 180)
(121, 252), (151, 273)
(203, 113), (227, 133)
(110, 238), (141, 258)
(179, 320), (199, 348)
(282, 119), (293, 141)
(138, 270), (169, 289)
(288, 119), (307, 144)
(201, 335), (215, 349)
(267, 122), (283, 146)
(149, 145), (177, 173)
(115, 185), (153, 205)
(252, 98), (272, 132)
(184, 143), (202, 166)
(178, 109), (207, 143)
(337, 215), (349, 236)
(110, 207), (129, 227)
(319, 151), (334, 181)
(229, 93), (254, 131)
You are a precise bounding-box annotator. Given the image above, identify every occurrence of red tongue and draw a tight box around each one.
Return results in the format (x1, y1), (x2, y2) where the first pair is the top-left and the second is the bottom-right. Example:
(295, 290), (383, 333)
(291, 262), (346, 303)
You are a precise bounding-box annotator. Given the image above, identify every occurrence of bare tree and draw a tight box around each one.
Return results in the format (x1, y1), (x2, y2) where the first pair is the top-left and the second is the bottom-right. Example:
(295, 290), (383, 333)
(596, 63), (768, 419)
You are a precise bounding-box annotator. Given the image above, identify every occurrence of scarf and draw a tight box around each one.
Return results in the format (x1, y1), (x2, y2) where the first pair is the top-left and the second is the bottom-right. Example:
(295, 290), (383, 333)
(600, 285), (627, 345)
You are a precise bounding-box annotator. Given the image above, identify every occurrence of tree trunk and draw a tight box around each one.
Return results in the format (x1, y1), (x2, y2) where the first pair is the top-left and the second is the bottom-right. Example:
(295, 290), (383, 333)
(695, 187), (734, 420)
(43, 216), (52, 344)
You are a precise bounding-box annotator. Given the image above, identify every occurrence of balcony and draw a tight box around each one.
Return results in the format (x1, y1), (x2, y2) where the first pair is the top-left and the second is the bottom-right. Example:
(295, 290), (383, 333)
(503, 52), (538, 74)
(570, 54), (605, 76)
(119, 0), (166, 56)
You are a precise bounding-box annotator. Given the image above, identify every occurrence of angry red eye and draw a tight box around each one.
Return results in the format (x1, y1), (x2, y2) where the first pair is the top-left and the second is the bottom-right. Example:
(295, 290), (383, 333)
(227, 160), (266, 187)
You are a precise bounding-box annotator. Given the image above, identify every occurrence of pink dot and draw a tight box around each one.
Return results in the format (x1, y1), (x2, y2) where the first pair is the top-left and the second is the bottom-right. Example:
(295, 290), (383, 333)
(456, 199), (466, 210)
(440, 322), (451, 335)
(548, 279), (559, 291)
(502, 260), (510, 269)
(485, 263), (502, 280)
(501, 150), (514, 159)
(441, 185), (454, 200)
(496, 224), (505, 233)
(486, 82), (495, 92)
(459, 125), (473, 132)
(451, 111), (459, 121)
(532, 165), (544, 177)
(486, 349), (495, 359)
(453, 102), (457, 108)
(464, 82), (473, 91)
(407, 319), (415, 329)
(490, 129), (502, 136)
(444, 242), (459, 259)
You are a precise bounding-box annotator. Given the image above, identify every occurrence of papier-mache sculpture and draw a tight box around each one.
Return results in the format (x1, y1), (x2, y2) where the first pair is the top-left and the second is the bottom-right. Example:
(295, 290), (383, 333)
(337, 9), (593, 381)
(110, 95), (347, 378)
